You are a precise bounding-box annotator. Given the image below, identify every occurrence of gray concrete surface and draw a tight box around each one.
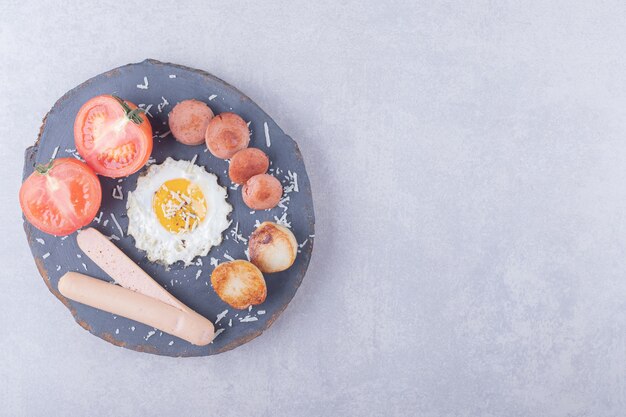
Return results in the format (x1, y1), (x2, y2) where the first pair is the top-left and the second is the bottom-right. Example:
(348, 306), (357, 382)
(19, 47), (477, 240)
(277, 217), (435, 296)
(1, 1), (625, 416)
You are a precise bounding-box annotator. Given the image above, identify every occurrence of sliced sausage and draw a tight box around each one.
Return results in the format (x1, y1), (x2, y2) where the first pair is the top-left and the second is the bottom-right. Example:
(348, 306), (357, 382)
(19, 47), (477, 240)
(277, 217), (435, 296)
(205, 112), (249, 159)
(168, 99), (214, 145)
(242, 174), (283, 210)
(229, 148), (270, 184)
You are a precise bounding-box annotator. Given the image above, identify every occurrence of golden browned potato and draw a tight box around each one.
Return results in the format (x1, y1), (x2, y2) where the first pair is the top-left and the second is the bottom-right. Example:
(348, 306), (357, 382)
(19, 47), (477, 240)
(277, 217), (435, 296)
(168, 100), (214, 145)
(229, 148), (269, 184)
(249, 222), (298, 273)
(242, 174), (283, 210)
(210, 260), (266, 309)
(205, 112), (250, 159)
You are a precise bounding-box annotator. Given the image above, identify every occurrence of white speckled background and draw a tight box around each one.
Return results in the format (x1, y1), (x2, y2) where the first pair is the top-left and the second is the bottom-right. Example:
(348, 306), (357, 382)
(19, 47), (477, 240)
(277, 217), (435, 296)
(1, 1), (625, 416)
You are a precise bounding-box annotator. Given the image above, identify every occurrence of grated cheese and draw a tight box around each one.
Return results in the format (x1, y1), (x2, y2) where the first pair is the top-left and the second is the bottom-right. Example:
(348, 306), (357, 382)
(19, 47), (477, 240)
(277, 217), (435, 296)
(112, 185), (124, 200)
(42, 252), (50, 259)
(209, 94), (217, 101)
(157, 96), (169, 113)
(169, 74), (176, 79)
(278, 195), (290, 212)
(35, 238), (45, 245)
(136, 76), (149, 89)
(264, 122), (271, 147)
(216, 309), (228, 323)
(230, 222), (248, 244)
(110, 213), (123, 237)
(274, 212), (291, 228)
(284, 171), (299, 194)
(138, 103), (153, 118)
(51, 146), (59, 159)
(195, 270), (202, 280)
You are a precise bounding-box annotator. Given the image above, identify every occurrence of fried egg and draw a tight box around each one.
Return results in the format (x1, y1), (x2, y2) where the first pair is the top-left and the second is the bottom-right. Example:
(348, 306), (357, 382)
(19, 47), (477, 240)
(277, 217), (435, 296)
(127, 157), (231, 265)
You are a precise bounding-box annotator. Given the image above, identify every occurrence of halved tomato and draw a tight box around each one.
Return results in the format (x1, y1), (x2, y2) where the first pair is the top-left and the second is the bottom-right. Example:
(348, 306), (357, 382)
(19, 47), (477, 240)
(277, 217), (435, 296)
(74, 95), (153, 178)
(19, 158), (102, 236)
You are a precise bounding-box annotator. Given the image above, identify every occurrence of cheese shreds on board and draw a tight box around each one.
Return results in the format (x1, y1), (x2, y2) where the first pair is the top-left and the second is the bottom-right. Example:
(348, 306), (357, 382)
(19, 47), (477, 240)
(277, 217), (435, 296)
(230, 222), (247, 244)
(51, 146), (59, 160)
(35, 238), (45, 245)
(210, 257), (219, 267)
(274, 212), (291, 228)
(109, 234), (120, 241)
(138, 104), (153, 118)
(258, 310), (266, 315)
(110, 213), (123, 237)
(168, 340), (174, 346)
(195, 270), (202, 280)
(158, 130), (171, 138)
(228, 319), (233, 327)
(213, 328), (225, 340)
(169, 74), (176, 79)
(209, 94), (217, 101)
(42, 252), (50, 259)
(264, 122), (271, 147)
(223, 253), (235, 261)
(93, 211), (103, 224)
(240, 315), (258, 322)
(216, 309), (229, 323)
(157, 96), (169, 113)
(278, 196), (290, 212)
(145, 330), (156, 340)
(112, 185), (124, 200)
(284, 171), (299, 194)
(136, 76), (149, 89)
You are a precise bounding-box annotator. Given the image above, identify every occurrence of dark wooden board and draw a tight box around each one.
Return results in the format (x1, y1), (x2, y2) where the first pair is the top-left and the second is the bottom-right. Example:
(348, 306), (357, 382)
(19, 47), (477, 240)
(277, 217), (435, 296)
(22, 59), (315, 357)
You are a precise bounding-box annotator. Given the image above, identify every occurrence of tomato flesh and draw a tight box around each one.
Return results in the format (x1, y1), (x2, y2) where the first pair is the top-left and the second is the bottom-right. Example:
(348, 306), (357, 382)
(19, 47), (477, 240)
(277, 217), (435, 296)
(19, 158), (102, 236)
(74, 95), (153, 178)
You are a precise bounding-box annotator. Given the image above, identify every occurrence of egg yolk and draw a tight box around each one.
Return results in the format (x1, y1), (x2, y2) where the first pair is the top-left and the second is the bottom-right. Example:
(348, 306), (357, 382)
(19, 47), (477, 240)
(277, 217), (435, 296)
(153, 178), (207, 233)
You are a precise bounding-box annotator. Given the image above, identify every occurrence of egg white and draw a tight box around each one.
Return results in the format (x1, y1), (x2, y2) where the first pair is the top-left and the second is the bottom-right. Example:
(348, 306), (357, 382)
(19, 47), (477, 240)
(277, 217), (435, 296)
(127, 157), (232, 266)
